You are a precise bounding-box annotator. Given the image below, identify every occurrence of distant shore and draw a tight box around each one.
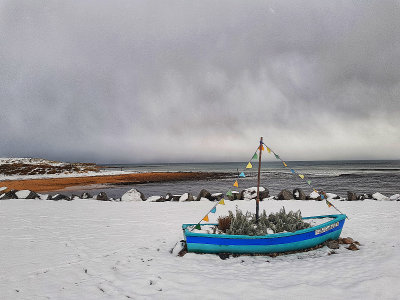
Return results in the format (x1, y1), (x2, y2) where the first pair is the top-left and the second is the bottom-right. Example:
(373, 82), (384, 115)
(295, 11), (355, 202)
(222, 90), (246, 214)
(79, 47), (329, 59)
(0, 172), (226, 193)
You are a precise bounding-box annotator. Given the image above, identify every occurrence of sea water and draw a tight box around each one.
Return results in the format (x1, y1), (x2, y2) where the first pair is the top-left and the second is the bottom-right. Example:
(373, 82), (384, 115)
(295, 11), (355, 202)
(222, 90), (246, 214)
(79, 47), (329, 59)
(62, 160), (400, 198)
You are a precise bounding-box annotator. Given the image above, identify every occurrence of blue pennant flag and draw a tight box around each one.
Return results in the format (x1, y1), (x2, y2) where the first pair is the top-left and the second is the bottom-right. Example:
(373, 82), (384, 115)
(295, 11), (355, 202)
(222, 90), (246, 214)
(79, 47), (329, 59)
(210, 207), (216, 213)
(239, 172), (246, 178)
(290, 169), (295, 174)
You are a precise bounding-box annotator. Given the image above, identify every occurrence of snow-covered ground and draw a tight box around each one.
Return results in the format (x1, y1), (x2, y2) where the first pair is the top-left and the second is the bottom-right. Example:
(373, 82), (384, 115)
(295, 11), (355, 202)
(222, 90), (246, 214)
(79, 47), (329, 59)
(0, 170), (136, 181)
(0, 158), (66, 166)
(0, 199), (399, 299)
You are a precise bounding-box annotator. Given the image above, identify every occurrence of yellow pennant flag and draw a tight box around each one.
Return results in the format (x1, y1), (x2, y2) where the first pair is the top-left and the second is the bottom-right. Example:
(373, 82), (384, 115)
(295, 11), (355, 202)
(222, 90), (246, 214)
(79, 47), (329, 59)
(202, 215), (209, 222)
(233, 180), (239, 187)
(267, 147), (271, 153)
(246, 162), (253, 169)
(219, 199), (225, 205)
(313, 188), (318, 193)
(283, 162), (287, 167)
(299, 174), (304, 179)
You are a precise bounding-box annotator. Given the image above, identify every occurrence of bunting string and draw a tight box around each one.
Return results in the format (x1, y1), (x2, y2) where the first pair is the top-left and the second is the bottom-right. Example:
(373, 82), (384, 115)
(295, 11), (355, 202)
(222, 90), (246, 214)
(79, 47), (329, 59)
(192, 144), (261, 229)
(192, 139), (348, 230)
(262, 142), (348, 219)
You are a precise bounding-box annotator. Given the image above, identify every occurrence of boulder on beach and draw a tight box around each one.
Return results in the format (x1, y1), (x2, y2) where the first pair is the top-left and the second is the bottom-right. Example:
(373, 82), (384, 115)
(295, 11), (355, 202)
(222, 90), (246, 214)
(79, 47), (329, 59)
(15, 190), (40, 199)
(179, 193), (194, 202)
(293, 188), (306, 200)
(51, 194), (70, 201)
(211, 193), (223, 201)
(372, 192), (389, 201)
(1, 189), (18, 199)
(239, 187), (267, 200)
(164, 193), (173, 201)
(307, 190), (321, 201)
(96, 192), (109, 201)
(147, 196), (165, 202)
(81, 192), (92, 199)
(197, 189), (211, 201)
(347, 191), (357, 201)
(171, 195), (181, 201)
(277, 189), (293, 200)
(121, 189), (146, 201)
(389, 194), (400, 201)
(326, 193), (340, 200)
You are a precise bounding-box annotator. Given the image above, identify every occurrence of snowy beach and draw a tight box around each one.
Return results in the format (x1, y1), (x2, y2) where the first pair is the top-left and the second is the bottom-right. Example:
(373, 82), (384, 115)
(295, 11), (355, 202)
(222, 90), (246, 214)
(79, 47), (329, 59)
(1, 199), (399, 299)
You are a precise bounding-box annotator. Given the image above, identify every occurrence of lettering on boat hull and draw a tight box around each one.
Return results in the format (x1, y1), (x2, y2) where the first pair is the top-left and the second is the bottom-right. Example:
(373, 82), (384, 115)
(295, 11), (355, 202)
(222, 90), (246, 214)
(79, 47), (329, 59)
(315, 222), (339, 235)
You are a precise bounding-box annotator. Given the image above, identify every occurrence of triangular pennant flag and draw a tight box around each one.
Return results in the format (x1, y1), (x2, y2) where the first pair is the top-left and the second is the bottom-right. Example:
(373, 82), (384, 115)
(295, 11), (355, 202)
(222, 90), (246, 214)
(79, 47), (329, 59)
(202, 215), (209, 222)
(233, 180), (239, 187)
(246, 162), (253, 169)
(299, 174), (304, 179)
(267, 147), (271, 153)
(195, 224), (201, 230)
(210, 207), (216, 213)
(219, 199), (225, 205)
(274, 153), (280, 159)
(252, 153), (258, 160)
(260, 145), (264, 151)
(313, 188), (318, 193)
(239, 172), (245, 178)
(283, 162), (287, 167)
(307, 180), (312, 185)
(226, 190), (233, 197)
(290, 169), (295, 174)
(326, 200), (332, 207)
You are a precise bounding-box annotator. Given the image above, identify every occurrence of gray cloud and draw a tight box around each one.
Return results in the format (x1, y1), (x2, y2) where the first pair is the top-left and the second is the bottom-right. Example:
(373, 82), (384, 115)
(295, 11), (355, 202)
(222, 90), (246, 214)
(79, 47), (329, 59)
(0, 0), (399, 163)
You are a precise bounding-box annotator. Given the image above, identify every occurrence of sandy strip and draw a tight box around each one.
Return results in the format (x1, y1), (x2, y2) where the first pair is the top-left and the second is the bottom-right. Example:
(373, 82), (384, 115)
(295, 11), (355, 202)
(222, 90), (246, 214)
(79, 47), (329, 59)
(0, 172), (223, 193)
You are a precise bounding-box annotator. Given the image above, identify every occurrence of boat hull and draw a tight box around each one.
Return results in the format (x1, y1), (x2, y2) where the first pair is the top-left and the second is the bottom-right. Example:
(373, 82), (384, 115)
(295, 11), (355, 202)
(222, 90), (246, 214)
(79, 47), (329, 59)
(183, 214), (346, 254)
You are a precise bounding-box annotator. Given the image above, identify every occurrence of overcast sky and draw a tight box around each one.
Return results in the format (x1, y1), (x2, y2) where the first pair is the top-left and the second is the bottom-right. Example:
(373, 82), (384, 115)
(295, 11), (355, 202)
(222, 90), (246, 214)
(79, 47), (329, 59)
(0, 1), (399, 163)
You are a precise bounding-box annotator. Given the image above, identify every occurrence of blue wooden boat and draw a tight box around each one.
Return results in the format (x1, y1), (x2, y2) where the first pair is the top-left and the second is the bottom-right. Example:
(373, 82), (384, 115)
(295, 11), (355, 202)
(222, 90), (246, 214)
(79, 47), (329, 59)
(183, 214), (346, 254)
(181, 137), (347, 255)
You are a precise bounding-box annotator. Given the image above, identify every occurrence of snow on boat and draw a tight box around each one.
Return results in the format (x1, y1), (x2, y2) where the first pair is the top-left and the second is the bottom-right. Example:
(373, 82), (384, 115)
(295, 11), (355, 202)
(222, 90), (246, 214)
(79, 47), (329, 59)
(183, 214), (346, 254)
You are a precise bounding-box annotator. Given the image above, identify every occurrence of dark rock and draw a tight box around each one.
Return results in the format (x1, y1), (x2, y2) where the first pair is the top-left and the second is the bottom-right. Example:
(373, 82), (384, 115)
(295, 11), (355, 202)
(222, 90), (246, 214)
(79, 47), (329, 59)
(232, 191), (240, 200)
(239, 187), (268, 200)
(347, 243), (359, 251)
(164, 193), (173, 201)
(197, 189), (211, 201)
(81, 192), (92, 199)
(357, 194), (365, 200)
(277, 189), (293, 200)
(259, 189), (270, 200)
(347, 191), (357, 201)
(51, 194), (70, 201)
(218, 253), (230, 260)
(293, 188), (306, 200)
(1, 189), (18, 199)
(339, 237), (354, 244)
(147, 196), (165, 202)
(171, 195), (181, 201)
(325, 240), (339, 249)
(210, 193), (223, 201)
(96, 192), (109, 201)
(333, 195), (341, 199)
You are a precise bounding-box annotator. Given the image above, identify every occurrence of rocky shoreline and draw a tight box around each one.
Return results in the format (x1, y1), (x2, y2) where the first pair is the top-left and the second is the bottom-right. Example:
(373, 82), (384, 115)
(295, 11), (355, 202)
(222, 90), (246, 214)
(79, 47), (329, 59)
(1, 186), (399, 202)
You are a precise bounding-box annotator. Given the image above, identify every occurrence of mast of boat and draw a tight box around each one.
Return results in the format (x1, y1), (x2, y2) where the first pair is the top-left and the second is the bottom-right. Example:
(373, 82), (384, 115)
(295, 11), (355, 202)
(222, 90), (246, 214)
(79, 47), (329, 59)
(256, 136), (263, 222)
